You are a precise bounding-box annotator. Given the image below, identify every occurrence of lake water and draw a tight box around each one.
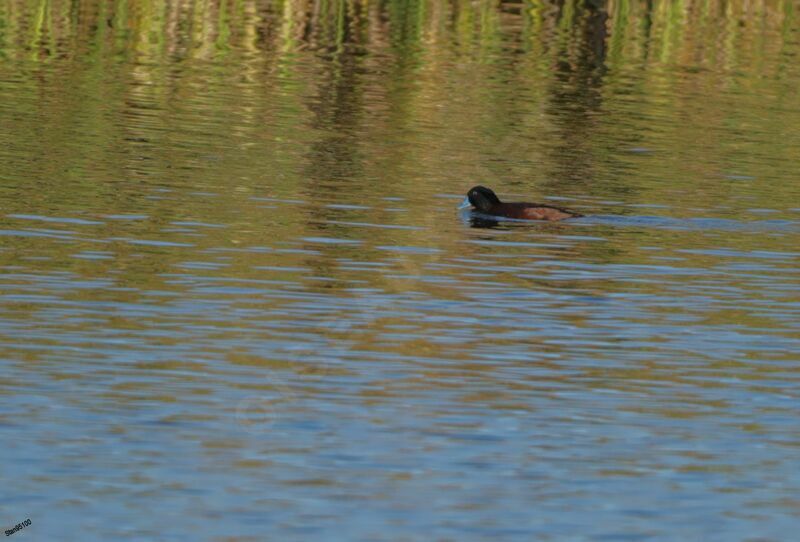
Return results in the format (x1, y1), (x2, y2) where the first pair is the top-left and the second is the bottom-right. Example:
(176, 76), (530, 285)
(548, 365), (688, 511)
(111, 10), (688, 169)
(1, 1), (799, 540)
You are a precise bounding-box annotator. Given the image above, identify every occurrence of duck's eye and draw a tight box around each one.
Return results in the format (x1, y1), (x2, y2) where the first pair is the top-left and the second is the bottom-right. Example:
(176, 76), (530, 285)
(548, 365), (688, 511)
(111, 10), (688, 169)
(470, 192), (493, 211)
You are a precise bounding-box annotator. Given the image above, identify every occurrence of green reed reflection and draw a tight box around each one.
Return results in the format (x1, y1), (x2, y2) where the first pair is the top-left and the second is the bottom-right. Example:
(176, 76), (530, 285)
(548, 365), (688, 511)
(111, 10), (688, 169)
(0, 0), (797, 243)
(0, 1), (794, 69)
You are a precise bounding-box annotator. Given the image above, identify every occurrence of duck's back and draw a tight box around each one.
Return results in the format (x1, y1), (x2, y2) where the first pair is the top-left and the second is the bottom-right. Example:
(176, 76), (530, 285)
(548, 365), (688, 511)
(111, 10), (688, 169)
(491, 202), (581, 222)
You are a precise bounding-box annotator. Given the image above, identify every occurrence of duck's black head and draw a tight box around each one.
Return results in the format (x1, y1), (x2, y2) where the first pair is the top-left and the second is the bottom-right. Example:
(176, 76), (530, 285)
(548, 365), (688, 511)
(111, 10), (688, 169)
(467, 186), (501, 212)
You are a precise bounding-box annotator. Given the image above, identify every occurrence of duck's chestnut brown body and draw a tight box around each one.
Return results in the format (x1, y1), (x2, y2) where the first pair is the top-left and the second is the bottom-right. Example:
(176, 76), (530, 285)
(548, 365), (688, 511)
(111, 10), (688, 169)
(462, 186), (581, 222)
(487, 202), (579, 221)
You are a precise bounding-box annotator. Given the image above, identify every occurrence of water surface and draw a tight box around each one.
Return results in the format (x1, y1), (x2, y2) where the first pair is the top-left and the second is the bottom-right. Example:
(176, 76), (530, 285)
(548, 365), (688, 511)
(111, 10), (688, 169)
(1, 1), (799, 540)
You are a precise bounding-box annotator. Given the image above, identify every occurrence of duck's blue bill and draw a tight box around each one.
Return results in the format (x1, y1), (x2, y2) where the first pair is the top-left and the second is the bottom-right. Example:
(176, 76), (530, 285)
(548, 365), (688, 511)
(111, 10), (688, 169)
(458, 196), (472, 210)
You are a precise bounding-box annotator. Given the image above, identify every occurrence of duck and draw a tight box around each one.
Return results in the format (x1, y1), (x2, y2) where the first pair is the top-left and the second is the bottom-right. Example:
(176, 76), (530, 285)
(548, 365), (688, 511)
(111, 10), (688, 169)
(459, 185), (582, 222)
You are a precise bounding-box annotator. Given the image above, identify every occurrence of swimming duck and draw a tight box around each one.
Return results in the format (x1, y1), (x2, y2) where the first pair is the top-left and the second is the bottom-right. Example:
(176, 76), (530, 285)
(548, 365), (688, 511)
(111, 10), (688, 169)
(459, 186), (582, 222)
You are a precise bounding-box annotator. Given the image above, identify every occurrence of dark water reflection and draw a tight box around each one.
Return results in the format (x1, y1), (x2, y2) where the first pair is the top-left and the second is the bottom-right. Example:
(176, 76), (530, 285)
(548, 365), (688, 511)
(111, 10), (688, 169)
(1, 1), (799, 540)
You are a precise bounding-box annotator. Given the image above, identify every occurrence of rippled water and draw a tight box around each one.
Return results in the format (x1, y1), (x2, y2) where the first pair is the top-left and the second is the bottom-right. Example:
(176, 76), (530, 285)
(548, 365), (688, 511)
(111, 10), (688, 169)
(1, 1), (799, 540)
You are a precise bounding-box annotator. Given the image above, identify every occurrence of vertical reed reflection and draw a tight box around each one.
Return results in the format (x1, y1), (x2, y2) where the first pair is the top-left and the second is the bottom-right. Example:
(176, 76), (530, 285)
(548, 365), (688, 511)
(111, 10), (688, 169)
(0, 0), (797, 210)
(3, 1), (793, 74)
(544, 0), (608, 188)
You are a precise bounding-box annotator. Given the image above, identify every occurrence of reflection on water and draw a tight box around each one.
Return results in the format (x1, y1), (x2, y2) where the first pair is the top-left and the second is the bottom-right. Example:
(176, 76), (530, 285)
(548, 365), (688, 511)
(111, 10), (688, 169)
(1, 0), (799, 539)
